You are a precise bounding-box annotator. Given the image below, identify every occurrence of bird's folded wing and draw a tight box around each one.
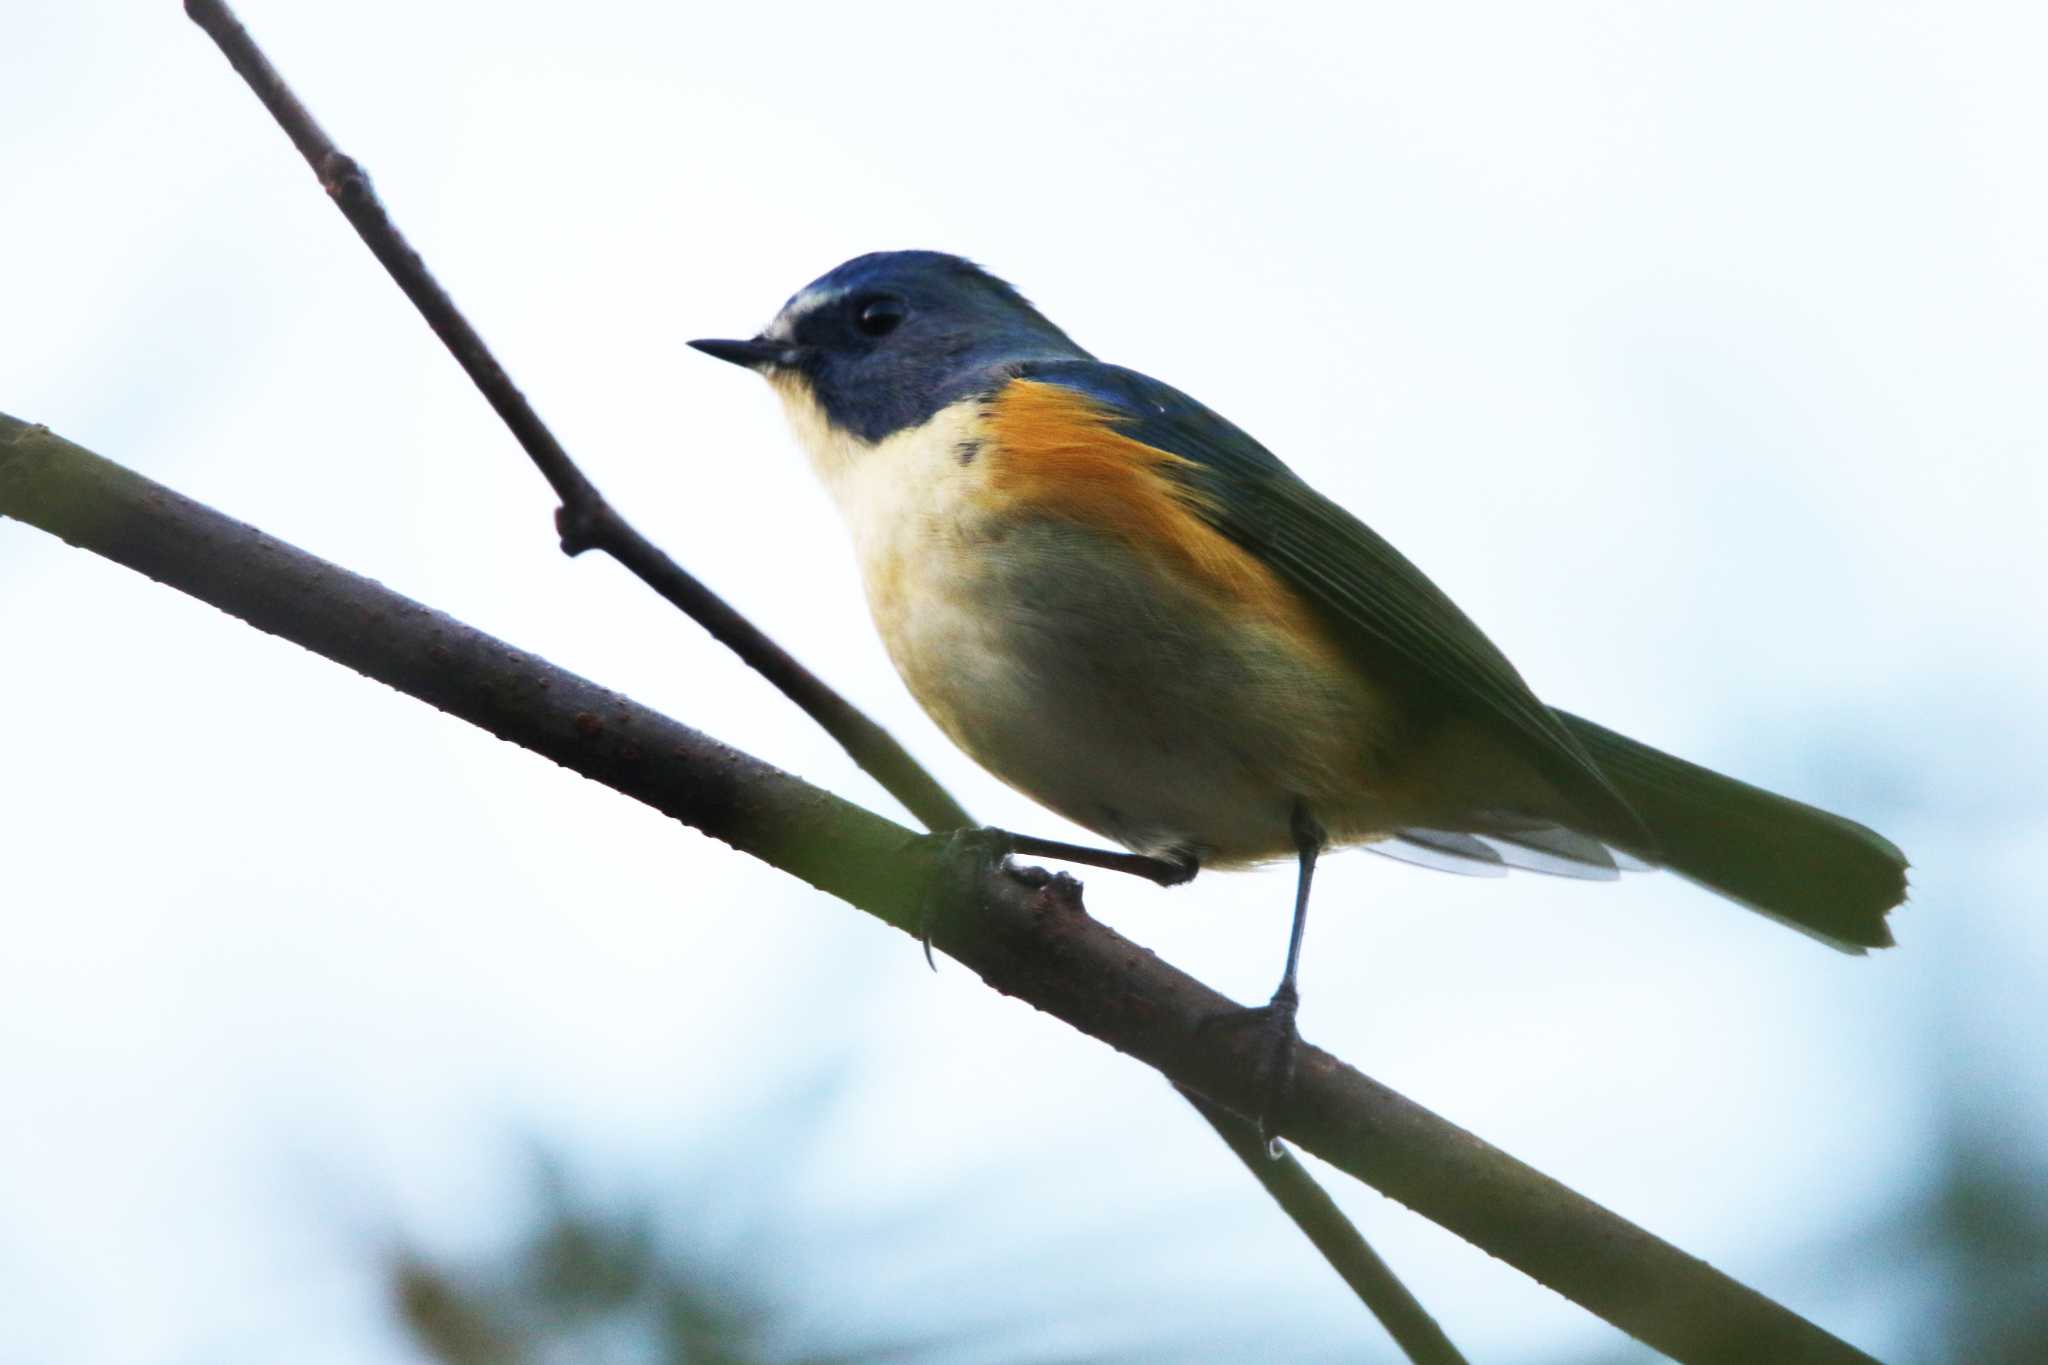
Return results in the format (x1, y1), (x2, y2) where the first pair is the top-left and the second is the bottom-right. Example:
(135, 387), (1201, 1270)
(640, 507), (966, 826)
(1006, 359), (1650, 850)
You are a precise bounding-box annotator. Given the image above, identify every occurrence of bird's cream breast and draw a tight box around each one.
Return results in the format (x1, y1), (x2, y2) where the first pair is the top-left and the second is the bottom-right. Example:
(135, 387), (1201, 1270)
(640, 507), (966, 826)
(766, 375), (1400, 861)
(767, 380), (1008, 729)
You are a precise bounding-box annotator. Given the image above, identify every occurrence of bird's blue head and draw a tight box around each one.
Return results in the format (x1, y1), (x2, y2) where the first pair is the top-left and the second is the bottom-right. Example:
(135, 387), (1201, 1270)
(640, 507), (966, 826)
(690, 251), (1089, 443)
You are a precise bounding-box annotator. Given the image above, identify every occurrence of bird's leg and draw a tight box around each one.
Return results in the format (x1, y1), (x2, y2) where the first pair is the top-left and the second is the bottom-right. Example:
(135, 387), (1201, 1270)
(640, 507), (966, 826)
(1004, 833), (1199, 887)
(1201, 800), (1326, 1153)
(1260, 800), (1327, 1144)
(914, 828), (1195, 971)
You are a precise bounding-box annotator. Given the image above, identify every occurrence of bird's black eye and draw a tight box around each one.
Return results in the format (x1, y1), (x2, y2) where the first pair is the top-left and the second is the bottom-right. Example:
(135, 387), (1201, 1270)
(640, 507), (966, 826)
(854, 295), (907, 339)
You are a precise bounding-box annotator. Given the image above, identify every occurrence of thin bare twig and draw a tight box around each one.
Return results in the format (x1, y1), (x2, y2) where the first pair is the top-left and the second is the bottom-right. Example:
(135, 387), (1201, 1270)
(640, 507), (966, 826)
(177, 0), (1442, 1352)
(179, 0), (970, 838)
(1, 416), (1884, 1364)
(1176, 1085), (1469, 1365)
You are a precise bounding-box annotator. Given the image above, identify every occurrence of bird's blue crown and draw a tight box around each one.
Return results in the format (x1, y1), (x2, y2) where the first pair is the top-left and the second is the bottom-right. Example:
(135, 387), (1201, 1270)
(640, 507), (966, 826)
(767, 251), (1091, 442)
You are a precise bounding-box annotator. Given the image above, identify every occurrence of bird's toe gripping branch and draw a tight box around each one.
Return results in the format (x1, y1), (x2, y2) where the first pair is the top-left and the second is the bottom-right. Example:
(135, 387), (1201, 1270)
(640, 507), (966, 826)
(914, 826), (1064, 970)
(1197, 989), (1303, 1155)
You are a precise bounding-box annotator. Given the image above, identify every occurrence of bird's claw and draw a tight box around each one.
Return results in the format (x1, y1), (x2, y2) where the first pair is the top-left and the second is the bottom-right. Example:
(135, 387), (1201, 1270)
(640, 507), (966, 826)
(1198, 986), (1301, 1156)
(915, 826), (1049, 969)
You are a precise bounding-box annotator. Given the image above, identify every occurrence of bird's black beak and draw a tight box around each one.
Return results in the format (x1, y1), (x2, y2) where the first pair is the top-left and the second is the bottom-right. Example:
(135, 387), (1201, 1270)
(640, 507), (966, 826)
(688, 336), (804, 371)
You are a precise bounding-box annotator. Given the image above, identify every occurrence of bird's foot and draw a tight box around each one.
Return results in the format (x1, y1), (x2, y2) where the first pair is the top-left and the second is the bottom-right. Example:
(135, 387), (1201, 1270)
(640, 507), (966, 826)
(1198, 984), (1301, 1156)
(913, 826), (1053, 969)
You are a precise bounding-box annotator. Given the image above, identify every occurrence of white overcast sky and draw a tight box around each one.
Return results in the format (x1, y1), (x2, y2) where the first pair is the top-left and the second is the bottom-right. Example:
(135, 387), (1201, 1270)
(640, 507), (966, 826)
(4, 3), (2045, 1361)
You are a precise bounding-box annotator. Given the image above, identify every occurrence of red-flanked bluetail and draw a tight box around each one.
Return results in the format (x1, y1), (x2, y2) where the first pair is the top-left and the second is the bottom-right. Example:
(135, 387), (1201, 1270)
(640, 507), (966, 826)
(692, 251), (1909, 1139)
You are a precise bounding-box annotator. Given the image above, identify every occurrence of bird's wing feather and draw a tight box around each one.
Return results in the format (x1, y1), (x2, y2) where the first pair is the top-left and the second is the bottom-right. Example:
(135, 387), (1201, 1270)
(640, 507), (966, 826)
(1370, 831), (1508, 877)
(1006, 359), (1650, 847)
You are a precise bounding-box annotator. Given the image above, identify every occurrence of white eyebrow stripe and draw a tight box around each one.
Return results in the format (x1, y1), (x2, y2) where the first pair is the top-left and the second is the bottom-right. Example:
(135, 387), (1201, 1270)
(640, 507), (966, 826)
(762, 284), (849, 341)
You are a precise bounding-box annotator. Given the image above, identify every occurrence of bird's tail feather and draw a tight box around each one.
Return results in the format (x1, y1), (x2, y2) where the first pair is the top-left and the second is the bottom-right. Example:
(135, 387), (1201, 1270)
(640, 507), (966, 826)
(1554, 710), (1908, 951)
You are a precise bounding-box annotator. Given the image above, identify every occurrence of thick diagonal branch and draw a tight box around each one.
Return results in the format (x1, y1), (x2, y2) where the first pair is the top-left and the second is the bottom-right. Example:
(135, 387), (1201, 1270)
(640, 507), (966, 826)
(2, 416), (1879, 1365)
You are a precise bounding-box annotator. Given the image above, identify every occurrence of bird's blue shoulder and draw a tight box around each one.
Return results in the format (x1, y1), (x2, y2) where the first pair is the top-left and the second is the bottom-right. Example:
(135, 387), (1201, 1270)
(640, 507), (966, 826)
(996, 358), (1296, 483)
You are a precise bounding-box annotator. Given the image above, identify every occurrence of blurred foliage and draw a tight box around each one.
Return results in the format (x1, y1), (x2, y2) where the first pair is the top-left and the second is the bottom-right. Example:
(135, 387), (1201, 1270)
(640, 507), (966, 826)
(389, 1156), (788, 1365)
(381, 1117), (1054, 1365)
(1890, 1093), (2048, 1364)
(388, 1086), (2048, 1365)
(1571, 1092), (2048, 1365)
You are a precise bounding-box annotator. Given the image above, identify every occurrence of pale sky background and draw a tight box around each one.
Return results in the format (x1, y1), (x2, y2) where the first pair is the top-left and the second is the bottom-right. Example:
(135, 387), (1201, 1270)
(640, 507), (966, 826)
(4, 2), (2045, 1361)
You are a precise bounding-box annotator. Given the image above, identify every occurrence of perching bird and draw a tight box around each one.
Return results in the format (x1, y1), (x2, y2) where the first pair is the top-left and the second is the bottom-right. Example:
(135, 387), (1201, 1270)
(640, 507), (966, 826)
(691, 250), (1908, 1133)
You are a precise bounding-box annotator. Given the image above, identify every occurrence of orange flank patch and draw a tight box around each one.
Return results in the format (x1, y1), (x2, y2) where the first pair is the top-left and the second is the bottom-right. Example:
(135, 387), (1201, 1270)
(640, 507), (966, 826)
(984, 379), (1325, 637)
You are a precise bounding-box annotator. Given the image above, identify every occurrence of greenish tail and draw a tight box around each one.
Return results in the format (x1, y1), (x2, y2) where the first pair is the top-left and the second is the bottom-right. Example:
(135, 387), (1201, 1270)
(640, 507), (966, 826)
(1554, 711), (1908, 951)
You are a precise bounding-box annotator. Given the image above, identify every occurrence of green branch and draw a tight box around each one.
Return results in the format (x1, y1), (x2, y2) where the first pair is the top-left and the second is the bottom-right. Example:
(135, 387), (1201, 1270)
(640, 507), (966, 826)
(4, 414), (1878, 1364)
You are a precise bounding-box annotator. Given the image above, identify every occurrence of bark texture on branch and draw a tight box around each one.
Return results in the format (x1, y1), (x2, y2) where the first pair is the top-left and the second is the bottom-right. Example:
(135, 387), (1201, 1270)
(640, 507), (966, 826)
(1, 412), (1878, 1365)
